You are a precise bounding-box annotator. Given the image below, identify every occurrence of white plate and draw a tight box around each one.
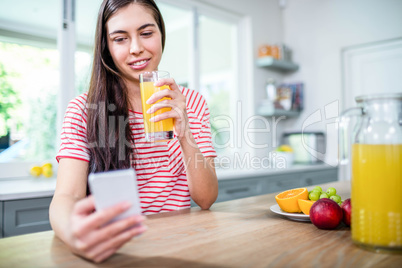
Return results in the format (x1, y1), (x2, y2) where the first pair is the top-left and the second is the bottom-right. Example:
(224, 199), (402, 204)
(270, 204), (311, 222)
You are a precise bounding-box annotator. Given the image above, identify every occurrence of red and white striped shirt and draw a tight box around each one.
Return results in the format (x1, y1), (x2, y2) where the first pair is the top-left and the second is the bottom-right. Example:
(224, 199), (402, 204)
(56, 86), (217, 215)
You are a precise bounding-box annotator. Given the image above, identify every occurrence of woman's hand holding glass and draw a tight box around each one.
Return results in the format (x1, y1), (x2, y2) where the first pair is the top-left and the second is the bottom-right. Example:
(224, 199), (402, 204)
(146, 78), (189, 140)
(67, 196), (146, 263)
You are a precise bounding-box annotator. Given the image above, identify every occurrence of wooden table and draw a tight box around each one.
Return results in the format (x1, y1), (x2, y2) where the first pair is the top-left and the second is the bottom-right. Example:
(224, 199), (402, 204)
(0, 180), (401, 267)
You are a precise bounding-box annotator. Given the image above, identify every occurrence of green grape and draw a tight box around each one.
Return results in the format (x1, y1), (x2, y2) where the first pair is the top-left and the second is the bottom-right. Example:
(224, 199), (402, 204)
(320, 192), (329, 199)
(330, 194), (341, 203)
(326, 187), (337, 197)
(312, 186), (322, 193)
(309, 191), (320, 201)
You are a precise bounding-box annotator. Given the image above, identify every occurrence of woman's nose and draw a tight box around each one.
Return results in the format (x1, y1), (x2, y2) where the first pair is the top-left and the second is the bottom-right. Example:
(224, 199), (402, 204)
(130, 38), (144, 55)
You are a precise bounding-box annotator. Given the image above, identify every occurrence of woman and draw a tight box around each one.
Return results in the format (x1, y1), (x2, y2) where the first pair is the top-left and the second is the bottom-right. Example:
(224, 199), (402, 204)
(49, 0), (218, 263)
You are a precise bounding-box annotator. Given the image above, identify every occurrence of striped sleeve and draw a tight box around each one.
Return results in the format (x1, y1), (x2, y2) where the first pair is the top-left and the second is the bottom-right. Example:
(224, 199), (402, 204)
(182, 87), (217, 158)
(56, 93), (90, 162)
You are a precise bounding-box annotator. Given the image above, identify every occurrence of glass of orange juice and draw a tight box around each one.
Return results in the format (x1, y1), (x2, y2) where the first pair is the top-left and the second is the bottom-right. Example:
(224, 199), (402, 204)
(139, 71), (174, 142)
(340, 93), (402, 253)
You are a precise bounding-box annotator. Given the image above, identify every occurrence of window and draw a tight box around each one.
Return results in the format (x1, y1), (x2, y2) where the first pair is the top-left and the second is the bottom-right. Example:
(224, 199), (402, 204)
(198, 14), (237, 159)
(0, 0), (249, 175)
(0, 43), (92, 163)
(157, 0), (242, 163)
(157, 2), (192, 86)
(0, 0), (96, 167)
(0, 42), (58, 162)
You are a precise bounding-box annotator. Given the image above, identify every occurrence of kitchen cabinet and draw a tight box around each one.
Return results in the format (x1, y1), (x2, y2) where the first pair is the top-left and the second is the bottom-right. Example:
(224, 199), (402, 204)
(216, 177), (265, 202)
(300, 169), (338, 186)
(215, 167), (338, 203)
(1, 197), (52, 238)
(0, 201), (3, 238)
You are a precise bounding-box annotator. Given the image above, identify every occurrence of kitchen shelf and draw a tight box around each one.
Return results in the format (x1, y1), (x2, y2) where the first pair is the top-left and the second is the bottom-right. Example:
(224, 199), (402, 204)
(256, 56), (299, 72)
(258, 109), (300, 117)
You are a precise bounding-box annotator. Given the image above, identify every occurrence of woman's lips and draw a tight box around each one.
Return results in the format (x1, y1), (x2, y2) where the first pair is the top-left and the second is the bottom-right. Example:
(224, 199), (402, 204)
(129, 59), (150, 70)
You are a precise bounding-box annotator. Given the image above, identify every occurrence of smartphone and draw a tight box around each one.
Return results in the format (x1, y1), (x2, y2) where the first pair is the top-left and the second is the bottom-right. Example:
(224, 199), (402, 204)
(88, 168), (142, 224)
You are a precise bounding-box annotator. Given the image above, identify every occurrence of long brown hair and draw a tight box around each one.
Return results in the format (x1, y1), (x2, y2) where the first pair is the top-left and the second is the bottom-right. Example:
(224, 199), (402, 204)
(87, 0), (166, 173)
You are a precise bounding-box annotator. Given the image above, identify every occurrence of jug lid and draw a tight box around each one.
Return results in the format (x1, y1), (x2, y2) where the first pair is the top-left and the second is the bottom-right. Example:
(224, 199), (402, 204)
(355, 93), (402, 103)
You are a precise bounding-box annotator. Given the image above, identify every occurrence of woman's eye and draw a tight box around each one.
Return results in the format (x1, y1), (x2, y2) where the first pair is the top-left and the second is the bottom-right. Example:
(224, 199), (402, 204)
(114, 37), (126, 43)
(141, 32), (153, 37)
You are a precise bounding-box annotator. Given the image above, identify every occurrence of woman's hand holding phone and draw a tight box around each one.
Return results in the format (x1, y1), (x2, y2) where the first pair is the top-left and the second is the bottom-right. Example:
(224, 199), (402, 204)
(66, 196), (146, 263)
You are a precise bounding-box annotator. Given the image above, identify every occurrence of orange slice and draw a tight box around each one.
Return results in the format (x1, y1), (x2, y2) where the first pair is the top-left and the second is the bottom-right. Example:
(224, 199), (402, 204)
(298, 199), (316, 215)
(275, 188), (308, 213)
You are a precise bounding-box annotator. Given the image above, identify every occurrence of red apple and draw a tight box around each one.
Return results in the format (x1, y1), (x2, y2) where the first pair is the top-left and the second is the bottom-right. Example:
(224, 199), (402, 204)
(310, 198), (343, 229)
(341, 198), (351, 226)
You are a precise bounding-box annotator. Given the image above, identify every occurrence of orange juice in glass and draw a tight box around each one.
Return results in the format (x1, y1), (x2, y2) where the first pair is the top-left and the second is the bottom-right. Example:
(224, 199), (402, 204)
(351, 143), (402, 252)
(139, 71), (174, 142)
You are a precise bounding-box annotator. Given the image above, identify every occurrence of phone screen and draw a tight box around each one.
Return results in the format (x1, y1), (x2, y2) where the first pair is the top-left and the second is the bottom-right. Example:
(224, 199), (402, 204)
(88, 168), (142, 223)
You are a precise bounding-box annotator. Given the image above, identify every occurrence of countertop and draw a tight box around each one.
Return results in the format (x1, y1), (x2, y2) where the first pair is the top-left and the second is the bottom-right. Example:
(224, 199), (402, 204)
(216, 163), (337, 180)
(0, 163), (337, 201)
(0, 176), (57, 201)
(0, 180), (400, 267)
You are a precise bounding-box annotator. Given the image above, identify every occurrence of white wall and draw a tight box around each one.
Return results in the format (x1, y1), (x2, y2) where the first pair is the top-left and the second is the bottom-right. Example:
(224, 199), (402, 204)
(281, 0), (402, 165)
(200, 0), (402, 167)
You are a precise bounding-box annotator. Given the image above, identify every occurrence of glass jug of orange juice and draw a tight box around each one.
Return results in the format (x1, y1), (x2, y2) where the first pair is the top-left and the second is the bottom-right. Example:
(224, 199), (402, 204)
(339, 93), (402, 253)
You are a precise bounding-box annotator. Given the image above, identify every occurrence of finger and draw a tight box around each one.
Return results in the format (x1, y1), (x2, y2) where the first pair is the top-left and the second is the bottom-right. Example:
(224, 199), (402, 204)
(146, 100), (172, 114)
(94, 215), (145, 243)
(93, 248), (116, 263)
(150, 106), (187, 122)
(87, 223), (147, 261)
(87, 201), (132, 227)
(146, 89), (173, 104)
(75, 201), (132, 237)
(73, 195), (96, 216)
(77, 214), (146, 254)
(154, 78), (180, 91)
(150, 110), (179, 122)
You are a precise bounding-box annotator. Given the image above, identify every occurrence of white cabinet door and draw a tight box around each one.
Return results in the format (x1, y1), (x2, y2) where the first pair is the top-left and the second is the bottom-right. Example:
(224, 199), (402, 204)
(342, 37), (402, 110)
(341, 38), (402, 181)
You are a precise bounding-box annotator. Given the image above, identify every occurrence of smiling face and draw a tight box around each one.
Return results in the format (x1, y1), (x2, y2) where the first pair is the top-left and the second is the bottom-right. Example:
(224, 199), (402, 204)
(106, 3), (163, 85)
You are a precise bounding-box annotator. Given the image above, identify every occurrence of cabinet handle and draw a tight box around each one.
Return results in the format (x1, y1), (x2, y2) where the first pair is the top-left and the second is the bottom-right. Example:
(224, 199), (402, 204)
(226, 187), (250, 194)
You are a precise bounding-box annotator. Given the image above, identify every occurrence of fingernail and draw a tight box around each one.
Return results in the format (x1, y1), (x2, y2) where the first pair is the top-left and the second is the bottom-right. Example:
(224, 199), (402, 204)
(146, 108), (152, 114)
(149, 117), (155, 122)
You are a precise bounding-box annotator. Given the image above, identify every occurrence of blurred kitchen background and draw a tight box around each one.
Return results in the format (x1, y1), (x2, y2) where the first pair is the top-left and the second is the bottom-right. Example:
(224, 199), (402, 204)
(0, 0), (401, 177)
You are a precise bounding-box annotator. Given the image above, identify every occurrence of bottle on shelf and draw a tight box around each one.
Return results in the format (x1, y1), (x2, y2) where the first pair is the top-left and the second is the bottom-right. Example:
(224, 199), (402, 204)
(258, 78), (277, 115)
(265, 78), (277, 101)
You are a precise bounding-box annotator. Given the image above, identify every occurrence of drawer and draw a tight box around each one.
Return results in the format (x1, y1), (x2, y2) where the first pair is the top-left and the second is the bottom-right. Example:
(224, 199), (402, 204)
(3, 197), (52, 237)
(266, 174), (301, 193)
(217, 178), (264, 203)
(0, 201), (3, 238)
(301, 169), (338, 187)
